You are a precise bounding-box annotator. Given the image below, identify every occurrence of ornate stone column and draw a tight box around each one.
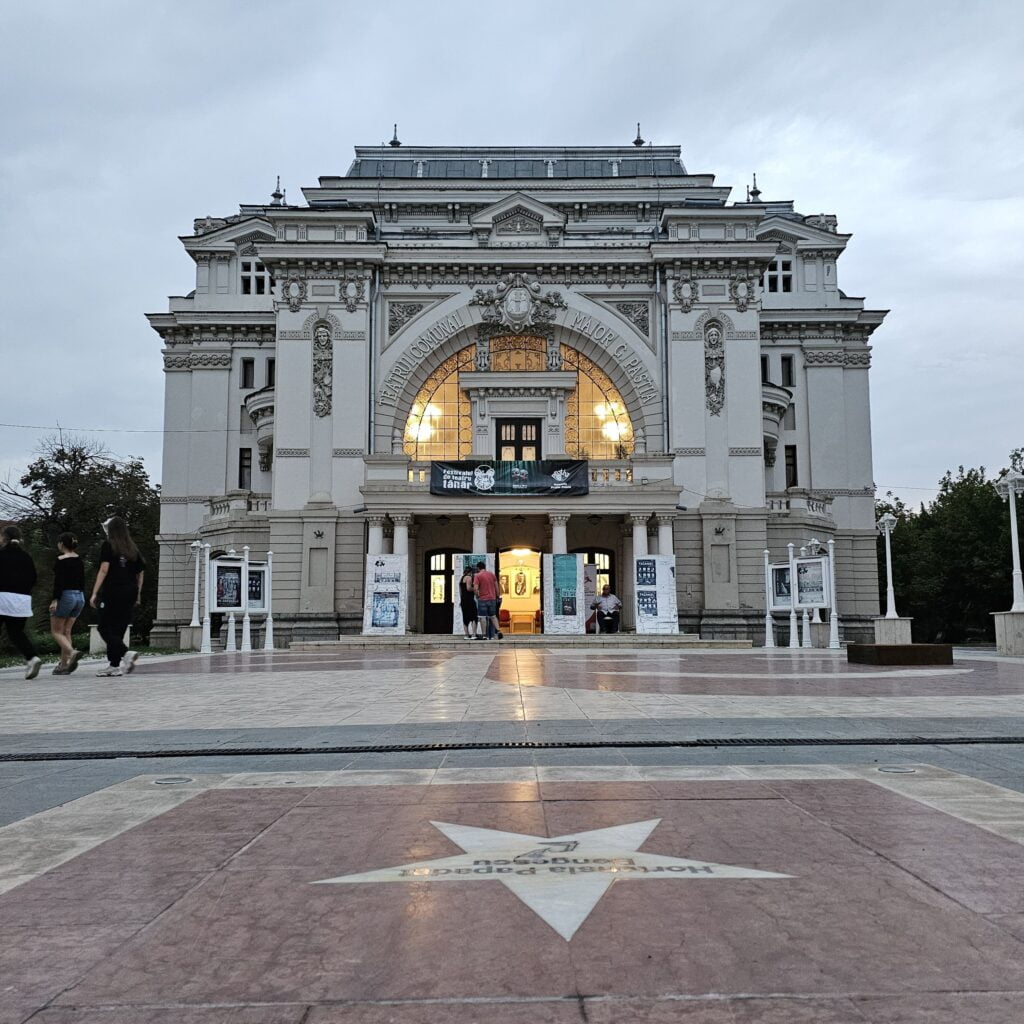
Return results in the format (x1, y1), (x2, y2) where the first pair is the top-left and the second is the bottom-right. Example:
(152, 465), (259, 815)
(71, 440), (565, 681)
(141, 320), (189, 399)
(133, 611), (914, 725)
(647, 526), (659, 556)
(620, 521), (635, 630)
(406, 522), (420, 633)
(549, 513), (570, 554)
(631, 513), (650, 558)
(657, 515), (676, 558)
(470, 513), (490, 554)
(391, 513), (412, 556)
(366, 515), (385, 555)
(382, 525), (394, 555)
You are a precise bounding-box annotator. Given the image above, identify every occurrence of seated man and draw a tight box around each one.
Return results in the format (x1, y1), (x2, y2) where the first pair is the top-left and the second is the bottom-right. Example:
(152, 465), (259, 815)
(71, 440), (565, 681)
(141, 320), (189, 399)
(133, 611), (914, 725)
(590, 584), (623, 634)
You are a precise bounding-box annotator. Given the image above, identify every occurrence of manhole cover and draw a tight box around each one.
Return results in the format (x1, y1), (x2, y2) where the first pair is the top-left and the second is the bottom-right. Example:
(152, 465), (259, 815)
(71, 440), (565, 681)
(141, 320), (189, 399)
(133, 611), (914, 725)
(153, 776), (195, 785)
(876, 766), (917, 774)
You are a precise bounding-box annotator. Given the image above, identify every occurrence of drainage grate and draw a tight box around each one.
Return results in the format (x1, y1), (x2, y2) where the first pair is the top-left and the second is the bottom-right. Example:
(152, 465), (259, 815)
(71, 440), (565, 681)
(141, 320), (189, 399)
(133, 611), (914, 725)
(2, 735), (1024, 764)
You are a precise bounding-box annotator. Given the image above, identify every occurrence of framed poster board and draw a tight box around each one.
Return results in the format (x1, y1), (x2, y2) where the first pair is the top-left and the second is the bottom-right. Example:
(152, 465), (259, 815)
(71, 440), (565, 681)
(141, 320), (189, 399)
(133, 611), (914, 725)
(362, 554), (408, 635)
(770, 564), (792, 611)
(794, 556), (829, 608)
(634, 555), (679, 634)
(211, 560), (243, 612)
(542, 553), (585, 634)
(246, 563), (267, 612)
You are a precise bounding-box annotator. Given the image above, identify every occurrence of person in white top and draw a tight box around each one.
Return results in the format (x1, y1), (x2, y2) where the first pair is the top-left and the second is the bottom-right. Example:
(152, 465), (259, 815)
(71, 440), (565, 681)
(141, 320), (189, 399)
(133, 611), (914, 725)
(590, 584), (623, 634)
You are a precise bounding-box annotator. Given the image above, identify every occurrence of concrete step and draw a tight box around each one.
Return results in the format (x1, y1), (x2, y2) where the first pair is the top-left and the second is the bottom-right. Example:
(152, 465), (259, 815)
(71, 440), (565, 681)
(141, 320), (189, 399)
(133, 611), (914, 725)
(289, 634), (753, 652)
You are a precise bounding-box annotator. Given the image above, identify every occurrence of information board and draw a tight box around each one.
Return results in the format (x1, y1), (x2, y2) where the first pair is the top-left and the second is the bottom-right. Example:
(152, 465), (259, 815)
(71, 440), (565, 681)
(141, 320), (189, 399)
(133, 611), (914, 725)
(634, 555), (679, 634)
(362, 554), (409, 635)
(542, 553), (585, 634)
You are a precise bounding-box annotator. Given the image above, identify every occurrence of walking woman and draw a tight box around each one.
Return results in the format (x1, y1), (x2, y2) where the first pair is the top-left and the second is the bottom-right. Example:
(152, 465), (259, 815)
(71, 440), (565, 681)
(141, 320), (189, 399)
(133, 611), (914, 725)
(0, 525), (42, 679)
(49, 532), (85, 675)
(458, 564), (479, 640)
(89, 517), (144, 677)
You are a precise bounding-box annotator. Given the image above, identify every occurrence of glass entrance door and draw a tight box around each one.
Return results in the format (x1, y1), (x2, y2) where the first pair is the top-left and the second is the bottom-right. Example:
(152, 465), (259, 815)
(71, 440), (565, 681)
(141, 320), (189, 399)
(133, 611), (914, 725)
(496, 419), (542, 461)
(423, 549), (465, 634)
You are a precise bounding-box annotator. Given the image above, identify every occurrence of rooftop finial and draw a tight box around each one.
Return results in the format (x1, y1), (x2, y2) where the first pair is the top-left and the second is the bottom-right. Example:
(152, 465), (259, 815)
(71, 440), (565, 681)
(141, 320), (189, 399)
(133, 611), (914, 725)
(749, 172), (761, 202)
(389, 123), (401, 147)
(271, 175), (284, 206)
(633, 122), (645, 147)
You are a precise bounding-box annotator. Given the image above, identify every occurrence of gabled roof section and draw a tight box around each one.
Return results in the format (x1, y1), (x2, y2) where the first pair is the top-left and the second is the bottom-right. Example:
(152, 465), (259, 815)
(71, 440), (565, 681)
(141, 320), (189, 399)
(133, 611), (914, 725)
(469, 193), (565, 232)
(181, 216), (275, 259)
(756, 213), (851, 254)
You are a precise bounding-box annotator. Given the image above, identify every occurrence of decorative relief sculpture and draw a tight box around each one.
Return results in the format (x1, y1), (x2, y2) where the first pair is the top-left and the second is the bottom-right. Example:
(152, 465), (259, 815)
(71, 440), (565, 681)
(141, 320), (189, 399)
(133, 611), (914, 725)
(258, 447), (273, 472)
(613, 301), (650, 336)
(388, 301), (426, 337)
(340, 272), (367, 313)
(469, 272), (566, 334)
(672, 277), (696, 312)
(546, 334), (562, 371)
(283, 275), (307, 312)
(729, 275), (753, 312)
(704, 324), (725, 416)
(312, 323), (333, 417)
(494, 208), (543, 235)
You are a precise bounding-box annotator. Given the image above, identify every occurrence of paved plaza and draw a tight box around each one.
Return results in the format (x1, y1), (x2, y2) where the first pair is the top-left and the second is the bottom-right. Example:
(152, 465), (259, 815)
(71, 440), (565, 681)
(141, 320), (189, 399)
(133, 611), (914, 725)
(4, 647), (1024, 1022)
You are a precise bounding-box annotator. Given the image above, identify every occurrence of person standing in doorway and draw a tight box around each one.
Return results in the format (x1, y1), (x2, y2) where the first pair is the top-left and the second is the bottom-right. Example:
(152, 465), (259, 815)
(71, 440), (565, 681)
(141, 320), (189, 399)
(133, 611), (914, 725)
(90, 517), (145, 677)
(472, 561), (502, 640)
(49, 532), (85, 675)
(458, 564), (479, 640)
(0, 525), (42, 679)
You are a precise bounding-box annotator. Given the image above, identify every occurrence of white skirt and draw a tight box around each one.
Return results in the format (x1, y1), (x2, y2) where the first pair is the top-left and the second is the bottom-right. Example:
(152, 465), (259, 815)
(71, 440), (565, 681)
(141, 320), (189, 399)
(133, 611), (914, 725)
(0, 591), (32, 617)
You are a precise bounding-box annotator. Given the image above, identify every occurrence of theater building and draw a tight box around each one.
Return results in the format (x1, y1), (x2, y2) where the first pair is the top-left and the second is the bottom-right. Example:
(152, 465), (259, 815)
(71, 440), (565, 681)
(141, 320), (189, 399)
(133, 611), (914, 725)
(148, 143), (886, 645)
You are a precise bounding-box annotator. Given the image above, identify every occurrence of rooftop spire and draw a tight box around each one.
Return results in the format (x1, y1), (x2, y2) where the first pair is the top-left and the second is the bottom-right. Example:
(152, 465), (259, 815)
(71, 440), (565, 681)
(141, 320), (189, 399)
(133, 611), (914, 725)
(749, 172), (761, 202)
(389, 123), (401, 147)
(270, 175), (284, 206)
(633, 122), (645, 147)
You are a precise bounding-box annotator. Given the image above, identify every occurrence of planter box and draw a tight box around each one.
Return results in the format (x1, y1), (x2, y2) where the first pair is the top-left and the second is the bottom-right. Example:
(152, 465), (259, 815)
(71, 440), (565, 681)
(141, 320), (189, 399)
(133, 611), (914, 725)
(847, 643), (952, 666)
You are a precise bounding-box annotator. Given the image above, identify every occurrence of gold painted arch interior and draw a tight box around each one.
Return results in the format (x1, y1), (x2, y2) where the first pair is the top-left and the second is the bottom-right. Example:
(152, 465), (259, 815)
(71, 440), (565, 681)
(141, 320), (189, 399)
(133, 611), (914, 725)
(403, 336), (634, 461)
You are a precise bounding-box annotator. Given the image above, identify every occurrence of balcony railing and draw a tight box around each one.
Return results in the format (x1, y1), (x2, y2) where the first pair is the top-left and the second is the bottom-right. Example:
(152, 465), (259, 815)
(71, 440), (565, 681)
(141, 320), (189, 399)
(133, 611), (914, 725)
(207, 491), (272, 519)
(766, 490), (833, 519)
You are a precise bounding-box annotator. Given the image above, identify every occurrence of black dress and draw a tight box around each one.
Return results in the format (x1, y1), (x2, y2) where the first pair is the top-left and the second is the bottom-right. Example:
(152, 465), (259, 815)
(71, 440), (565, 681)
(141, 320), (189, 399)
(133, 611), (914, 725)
(458, 575), (478, 626)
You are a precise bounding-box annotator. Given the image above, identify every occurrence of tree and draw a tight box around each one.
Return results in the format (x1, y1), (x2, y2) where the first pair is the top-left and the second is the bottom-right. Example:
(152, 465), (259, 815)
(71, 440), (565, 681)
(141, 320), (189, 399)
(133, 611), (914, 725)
(0, 435), (160, 645)
(876, 454), (1019, 642)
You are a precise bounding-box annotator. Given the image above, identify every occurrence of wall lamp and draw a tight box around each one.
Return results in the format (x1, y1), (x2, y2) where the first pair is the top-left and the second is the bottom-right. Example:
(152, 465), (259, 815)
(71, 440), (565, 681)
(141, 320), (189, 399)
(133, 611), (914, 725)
(675, 504), (688, 511)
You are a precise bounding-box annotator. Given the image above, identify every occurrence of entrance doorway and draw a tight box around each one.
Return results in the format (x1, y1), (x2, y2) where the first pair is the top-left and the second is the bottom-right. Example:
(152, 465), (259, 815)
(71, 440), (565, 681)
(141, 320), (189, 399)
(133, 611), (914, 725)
(498, 547), (542, 634)
(423, 549), (467, 634)
(496, 419), (542, 461)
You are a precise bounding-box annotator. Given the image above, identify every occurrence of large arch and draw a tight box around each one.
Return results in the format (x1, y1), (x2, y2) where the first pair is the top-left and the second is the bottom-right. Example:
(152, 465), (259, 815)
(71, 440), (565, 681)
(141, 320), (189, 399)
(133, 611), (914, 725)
(373, 299), (664, 454)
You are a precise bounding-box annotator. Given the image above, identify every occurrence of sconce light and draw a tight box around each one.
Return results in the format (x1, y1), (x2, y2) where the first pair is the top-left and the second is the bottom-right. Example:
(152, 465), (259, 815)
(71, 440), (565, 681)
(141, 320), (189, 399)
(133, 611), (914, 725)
(675, 504), (688, 512)
(437, 515), (451, 527)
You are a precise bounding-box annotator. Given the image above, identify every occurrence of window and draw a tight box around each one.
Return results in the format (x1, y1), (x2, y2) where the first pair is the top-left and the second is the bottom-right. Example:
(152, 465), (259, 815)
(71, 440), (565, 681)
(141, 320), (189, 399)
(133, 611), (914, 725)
(240, 404), (253, 433)
(784, 445), (798, 489)
(266, 358), (276, 388)
(240, 358), (255, 389)
(238, 448), (252, 490)
(761, 356), (770, 384)
(783, 405), (796, 431)
(780, 355), (795, 387)
(762, 258), (793, 293)
(240, 260), (273, 295)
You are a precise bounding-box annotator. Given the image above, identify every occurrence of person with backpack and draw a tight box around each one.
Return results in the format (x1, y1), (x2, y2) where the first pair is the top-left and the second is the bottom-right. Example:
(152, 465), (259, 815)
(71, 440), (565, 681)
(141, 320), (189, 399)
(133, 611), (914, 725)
(49, 532), (85, 675)
(0, 525), (42, 679)
(89, 516), (145, 677)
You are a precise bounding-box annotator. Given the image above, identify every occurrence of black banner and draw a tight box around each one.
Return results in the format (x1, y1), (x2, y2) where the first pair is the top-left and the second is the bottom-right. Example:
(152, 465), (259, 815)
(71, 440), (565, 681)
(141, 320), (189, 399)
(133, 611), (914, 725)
(430, 460), (589, 497)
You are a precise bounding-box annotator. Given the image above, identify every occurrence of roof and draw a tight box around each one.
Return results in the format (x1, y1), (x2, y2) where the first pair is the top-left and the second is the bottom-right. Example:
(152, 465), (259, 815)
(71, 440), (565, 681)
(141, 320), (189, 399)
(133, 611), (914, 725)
(345, 145), (688, 180)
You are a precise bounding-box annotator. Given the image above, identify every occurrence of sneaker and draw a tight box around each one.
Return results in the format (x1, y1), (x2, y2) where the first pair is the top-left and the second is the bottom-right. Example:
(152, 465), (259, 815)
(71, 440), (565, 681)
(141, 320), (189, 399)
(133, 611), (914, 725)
(25, 657), (42, 680)
(497, 631), (504, 639)
(123, 651), (140, 675)
(67, 650), (82, 675)
(52, 664), (68, 676)
(96, 666), (122, 677)
(473, 635), (485, 640)
(462, 635), (473, 640)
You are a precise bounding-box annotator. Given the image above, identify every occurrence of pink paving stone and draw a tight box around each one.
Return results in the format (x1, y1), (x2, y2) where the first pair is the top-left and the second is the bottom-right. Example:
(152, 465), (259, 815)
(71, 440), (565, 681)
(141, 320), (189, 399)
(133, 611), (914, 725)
(3, 781), (1024, 1021)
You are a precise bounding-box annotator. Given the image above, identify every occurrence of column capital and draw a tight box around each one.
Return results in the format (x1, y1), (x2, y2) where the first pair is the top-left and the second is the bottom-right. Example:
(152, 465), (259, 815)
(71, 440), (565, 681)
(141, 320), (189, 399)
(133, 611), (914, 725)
(620, 522), (633, 539)
(390, 512), (413, 527)
(366, 514), (386, 527)
(656, 512), (676, 524)
(630, 512), (651, 527)
(548, 513), (571, 526)
(469, 513), (491, 526)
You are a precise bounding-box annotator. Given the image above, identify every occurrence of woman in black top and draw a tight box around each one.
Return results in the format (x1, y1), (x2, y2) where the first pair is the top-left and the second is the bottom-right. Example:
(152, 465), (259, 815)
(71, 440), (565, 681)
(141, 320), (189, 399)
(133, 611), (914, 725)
(458, 567), (479, 639)
(0, 524), (42, 679)
(89, 517), (145, 677)
(49, 532), (86, 675)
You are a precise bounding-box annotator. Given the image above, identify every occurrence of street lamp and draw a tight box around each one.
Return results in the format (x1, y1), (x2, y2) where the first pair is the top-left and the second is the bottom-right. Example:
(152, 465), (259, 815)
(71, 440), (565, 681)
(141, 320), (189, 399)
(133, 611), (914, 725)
(994, 470), (1024, 612)
(876, 513), (899, 619)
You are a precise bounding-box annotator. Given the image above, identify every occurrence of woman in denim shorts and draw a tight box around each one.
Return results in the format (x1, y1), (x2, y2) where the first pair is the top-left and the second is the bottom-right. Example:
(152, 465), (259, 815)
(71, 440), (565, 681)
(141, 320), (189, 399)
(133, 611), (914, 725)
(50, 532), (85, 675)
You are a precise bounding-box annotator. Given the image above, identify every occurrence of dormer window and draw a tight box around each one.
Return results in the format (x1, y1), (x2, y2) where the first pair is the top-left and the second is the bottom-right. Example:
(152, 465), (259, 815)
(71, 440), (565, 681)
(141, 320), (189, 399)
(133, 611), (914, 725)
(762, 258), (793, 293)
(241, 260), (273, 295)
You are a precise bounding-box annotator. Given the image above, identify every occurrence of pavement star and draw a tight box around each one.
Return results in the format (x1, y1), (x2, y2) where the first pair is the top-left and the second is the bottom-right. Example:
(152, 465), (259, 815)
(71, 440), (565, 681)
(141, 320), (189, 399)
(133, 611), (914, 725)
(313, 818), (791, 940)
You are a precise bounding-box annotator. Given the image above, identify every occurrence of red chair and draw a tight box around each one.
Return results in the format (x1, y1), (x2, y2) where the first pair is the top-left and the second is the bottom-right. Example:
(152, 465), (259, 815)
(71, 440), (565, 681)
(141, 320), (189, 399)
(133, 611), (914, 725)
(498, 608), (511, 630)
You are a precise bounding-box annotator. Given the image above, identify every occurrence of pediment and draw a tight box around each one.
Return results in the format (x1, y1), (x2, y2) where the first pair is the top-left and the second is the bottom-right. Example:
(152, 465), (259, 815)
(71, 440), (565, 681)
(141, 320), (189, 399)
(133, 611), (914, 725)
(757, 215), (848, 253)
(470, 193), (565, 233)
(183, 216), (275, 254)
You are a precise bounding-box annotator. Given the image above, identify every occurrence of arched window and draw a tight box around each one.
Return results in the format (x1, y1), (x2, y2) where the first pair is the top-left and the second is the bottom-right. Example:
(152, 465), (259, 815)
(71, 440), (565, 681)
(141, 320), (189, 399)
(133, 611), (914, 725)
(403, 337), (634, 460)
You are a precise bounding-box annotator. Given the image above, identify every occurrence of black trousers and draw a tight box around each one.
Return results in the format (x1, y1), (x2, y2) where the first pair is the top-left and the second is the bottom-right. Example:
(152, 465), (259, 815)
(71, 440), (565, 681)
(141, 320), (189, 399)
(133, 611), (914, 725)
(0, 615), (36, 659)
(596, 610), (621, 634)
(98, 594), (135, 666)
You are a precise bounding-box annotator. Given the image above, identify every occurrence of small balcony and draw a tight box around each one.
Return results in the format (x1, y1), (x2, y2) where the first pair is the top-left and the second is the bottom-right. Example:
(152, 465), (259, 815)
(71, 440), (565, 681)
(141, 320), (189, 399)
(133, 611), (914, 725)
(766, 489), (834, 521)
(206, 491), (272, 521)
(244, 385), (275, 445)
(761, 381), (792, 456)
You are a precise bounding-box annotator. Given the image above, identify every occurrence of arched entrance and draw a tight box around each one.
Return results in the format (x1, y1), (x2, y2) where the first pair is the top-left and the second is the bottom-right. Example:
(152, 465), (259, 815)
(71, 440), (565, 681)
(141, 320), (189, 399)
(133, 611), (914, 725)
(497, 546), (543, 634)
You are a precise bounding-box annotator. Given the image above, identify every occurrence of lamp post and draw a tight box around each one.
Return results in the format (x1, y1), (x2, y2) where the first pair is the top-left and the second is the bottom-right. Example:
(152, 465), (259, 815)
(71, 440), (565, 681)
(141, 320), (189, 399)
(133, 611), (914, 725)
(787, 542), (799, 647)
(827, 537), (840, 649)
(763, 548), (775, 648)
(877, 513), (899, 619)
(189, 539), (202, 627)
(240, 545), (252, 652)
(200, 543), (212, 654)
(995, 471), (1024, 612)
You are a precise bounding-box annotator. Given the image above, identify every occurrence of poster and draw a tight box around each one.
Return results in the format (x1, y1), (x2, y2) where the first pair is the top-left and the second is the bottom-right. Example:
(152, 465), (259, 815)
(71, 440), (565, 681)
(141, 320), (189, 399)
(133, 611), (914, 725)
(583, 562), (597, 633)
(795, 556), (829, 608)
(246, 564), (266, 612)
(770, 565), (793, 611)
(212, 562), (242, 611)
(362, 554), (408, 635)
(430, 460), (589, 497)
(542, 553), (585, 634)
(451, 553), (494, 635)
(634, 554), (679, 634)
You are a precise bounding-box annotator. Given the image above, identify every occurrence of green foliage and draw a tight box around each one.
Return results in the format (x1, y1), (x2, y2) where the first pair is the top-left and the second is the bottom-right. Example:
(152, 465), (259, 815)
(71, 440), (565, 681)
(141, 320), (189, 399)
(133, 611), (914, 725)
(877, 455), (1020, 642)
(0, 435), (160, 647)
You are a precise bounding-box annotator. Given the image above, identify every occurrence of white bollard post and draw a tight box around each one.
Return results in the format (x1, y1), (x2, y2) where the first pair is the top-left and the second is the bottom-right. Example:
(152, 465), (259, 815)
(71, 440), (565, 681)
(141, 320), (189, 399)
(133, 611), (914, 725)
(801, 607), (812, 648)
(189, 540), (202, 627)
(763, 548), (775, 648)
(240, 545), (252, 652)
(263, 551), (275, 650)
(200, 543), (213, 654)
(225, 612), (237, 652)
(787, 543), (799, 648)
(827, 538), (840, 649)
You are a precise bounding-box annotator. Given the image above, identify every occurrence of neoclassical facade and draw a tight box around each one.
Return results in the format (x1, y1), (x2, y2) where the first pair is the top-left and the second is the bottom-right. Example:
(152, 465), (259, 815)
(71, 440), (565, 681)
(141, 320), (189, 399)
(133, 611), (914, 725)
(149, 144), (886, 645)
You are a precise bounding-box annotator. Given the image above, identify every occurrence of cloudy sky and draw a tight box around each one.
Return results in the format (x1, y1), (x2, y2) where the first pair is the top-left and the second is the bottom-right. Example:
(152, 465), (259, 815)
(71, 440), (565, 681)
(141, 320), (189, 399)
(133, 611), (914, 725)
(2, 0), (1021, 506)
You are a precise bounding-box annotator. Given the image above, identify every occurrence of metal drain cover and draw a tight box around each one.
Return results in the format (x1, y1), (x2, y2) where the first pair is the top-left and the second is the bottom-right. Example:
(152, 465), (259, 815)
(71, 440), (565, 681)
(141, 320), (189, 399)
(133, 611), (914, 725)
(877, 766), (917, 774)
(153, 776), (195, 785)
